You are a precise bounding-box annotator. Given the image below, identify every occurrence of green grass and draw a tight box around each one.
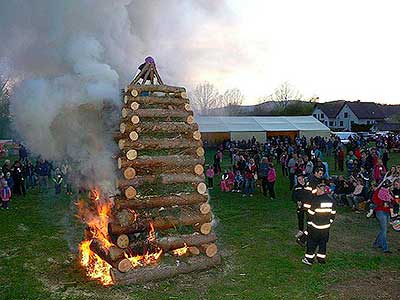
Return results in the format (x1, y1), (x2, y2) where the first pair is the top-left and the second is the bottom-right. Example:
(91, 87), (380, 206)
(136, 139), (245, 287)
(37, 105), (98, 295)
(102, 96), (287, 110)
(1, 151), (400, 300)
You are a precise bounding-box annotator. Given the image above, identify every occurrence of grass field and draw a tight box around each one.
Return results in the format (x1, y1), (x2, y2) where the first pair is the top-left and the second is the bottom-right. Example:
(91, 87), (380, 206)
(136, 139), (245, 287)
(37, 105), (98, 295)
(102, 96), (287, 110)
(1, 151), (400, 300)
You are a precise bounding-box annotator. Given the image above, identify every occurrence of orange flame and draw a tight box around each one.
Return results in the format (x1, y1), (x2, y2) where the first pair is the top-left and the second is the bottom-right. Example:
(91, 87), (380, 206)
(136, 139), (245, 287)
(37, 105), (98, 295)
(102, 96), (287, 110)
(147, 222), (156, 242)
(172, 243), (188, 256)
(79, 240), (113, 286)
(124, 248), (163, 269)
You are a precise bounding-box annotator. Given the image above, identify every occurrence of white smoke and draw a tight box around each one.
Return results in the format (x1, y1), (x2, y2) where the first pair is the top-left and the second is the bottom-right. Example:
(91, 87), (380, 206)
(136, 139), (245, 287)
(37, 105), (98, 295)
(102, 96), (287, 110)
(0, 0), (243, 191)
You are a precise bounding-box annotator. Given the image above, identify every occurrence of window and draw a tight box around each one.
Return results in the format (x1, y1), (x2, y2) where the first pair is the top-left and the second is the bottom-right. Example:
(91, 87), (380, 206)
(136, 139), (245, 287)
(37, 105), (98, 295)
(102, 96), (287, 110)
(340, 121), (343, 126)
(351, 121), (354, 125)
(344, 112), (348, 118)
(367, 120), (370, 124)
(325, 121), (328, 125)
(320, 113), (325, 119)
(329, 121), (333, 126)
(313, 114), (317, 118)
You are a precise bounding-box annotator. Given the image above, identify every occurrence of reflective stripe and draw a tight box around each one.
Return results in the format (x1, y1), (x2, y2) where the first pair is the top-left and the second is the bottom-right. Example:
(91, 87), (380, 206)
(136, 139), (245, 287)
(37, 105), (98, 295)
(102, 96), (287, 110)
(305, 254), (315, 259)
(307, 209), (316, 215)
(331, 210), (337, 214)
(330, 219), (334, 223)
(312, 189), (317, 194)
(294, 187), (303, 190)
(304, 231), (308, 235)
(321, 202), (333, 208)
(303, 203), (311, 208)
(307, 221), (331, 229)
(316, 253), (326, 258)
(304, 187), (313, 191)
(315, 208), (332, 213)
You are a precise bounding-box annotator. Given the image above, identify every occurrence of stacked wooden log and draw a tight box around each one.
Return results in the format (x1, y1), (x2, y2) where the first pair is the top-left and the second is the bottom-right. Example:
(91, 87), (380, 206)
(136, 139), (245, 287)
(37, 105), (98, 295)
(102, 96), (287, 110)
(102, 79), (220, 284)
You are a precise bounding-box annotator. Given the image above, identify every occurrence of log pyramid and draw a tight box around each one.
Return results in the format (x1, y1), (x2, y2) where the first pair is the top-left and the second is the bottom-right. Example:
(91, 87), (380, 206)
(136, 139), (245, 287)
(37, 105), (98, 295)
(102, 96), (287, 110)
(108, 57), (221, 284)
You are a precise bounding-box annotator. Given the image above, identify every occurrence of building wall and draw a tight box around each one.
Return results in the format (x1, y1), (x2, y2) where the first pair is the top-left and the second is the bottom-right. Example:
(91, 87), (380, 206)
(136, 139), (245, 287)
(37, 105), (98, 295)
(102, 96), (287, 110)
(230, 132), (266, 142)
(312, 107), (337, 128)
(336, 104), (359, 131)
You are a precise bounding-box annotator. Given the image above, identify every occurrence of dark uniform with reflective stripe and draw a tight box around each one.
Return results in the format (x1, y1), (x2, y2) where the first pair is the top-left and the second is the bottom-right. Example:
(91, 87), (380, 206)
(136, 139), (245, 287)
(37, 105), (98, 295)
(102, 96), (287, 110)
(292, 182), (313, 232)
(304, 191), (336, 264)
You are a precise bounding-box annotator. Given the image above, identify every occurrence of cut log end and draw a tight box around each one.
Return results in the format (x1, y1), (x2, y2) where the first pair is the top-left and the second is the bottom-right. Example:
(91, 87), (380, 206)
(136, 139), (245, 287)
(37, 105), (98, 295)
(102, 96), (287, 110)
(117, 234), (130, 249)
(120, 123), (126, 134)
(196, 147), (205, 157)
(126, 149), (138, 160)
(187, 115), (195, 125)
(197, 182), (207, 195)
(181, 91), (189, 99)
(118, 139), (125, 150)
(117, 258), (132, 273)
(121, 108), (129, 118)
(131, 115), (140, 124)
(131, 102), (140, 111)
(199, 223), (212, 235)
(131, 89), (139, 97)
(129, 131), (139, 141)
(118, 157), (122, 169)
(201, 243), (218, 258)
(123, 167), (136, 179)
(125, 186), (137, 199)
(194, 164), (204, 175)
(124, 95), (128, 104)
(200, 203), (211, 215)
(184, 103), (191, 111)
(193, 131), (201, 141)
(188, 246), (200, 255)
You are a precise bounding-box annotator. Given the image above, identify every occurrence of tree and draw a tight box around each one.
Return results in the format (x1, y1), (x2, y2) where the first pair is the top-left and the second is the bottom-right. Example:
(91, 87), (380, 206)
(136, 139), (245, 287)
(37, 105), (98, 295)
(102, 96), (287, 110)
(259, 81), (303, 109)
(191, 82), (220, 115)
(220, 88), (244, 115)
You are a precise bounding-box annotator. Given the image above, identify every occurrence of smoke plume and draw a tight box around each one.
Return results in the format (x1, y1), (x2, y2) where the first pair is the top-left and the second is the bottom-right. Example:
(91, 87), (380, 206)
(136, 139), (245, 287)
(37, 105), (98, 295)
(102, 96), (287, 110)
(0, 0), (241, 192)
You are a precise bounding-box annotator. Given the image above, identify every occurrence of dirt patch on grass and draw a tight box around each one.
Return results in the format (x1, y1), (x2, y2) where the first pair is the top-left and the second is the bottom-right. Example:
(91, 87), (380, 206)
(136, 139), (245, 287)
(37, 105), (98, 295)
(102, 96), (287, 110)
(326, 270), (400, 300)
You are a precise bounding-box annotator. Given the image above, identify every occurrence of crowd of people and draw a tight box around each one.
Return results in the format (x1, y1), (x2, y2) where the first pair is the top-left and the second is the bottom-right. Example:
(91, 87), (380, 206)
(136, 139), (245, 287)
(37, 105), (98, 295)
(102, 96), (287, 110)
(0, 144), (72, 210)
(206, 133), (400, 260)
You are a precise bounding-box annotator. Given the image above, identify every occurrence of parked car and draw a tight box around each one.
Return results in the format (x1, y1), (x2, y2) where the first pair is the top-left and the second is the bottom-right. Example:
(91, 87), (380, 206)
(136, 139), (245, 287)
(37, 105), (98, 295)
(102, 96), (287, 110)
(333, 132), (357, 144)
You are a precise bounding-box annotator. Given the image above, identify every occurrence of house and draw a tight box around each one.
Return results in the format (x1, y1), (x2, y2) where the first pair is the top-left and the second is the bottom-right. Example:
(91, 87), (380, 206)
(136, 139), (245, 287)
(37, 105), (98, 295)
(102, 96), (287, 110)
(312, 100), (346, 128)
(335, 101), (386, 131)
(313, 100), (392, 131)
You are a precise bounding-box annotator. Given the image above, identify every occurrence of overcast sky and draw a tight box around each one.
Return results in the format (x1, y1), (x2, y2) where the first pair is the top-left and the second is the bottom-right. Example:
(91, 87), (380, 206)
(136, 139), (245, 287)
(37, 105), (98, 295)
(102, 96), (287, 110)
(194, 0), (400, 105)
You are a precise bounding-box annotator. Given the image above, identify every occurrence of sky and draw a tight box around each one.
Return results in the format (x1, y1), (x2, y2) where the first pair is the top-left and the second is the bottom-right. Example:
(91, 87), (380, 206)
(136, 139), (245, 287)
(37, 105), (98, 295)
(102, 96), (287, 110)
(194, 0), (400, 105)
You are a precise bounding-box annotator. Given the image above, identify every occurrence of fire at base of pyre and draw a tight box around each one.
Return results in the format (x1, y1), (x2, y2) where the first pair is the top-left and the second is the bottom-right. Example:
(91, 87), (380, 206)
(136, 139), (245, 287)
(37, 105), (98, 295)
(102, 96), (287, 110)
(77, 189), (162, 286)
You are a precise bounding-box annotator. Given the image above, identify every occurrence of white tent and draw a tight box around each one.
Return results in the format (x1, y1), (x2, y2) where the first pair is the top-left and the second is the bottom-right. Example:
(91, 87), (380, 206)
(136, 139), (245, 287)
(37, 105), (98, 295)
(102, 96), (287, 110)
(195, 116), (330, 143)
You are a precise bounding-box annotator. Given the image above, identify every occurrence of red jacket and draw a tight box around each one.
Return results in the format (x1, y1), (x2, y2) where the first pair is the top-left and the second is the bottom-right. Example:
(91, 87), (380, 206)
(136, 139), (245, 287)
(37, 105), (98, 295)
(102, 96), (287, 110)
(373, 189), (391, 214)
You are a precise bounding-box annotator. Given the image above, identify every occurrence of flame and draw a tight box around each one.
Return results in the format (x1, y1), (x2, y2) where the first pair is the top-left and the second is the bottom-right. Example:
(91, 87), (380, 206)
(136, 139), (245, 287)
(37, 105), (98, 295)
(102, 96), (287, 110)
(124, 248), (163, 269)
(78, 189), (164, 286)
(172, 243), (188, 256)
(79, 240), (113, 286)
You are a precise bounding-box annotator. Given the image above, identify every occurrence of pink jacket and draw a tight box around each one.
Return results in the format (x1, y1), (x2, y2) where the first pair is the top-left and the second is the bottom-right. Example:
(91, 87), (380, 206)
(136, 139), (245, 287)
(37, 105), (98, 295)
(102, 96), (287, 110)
(267, 168), (276, 183)
(1, 186), (11, 201)
(206, 168), (214, 178)
(378, 187), (393, 203)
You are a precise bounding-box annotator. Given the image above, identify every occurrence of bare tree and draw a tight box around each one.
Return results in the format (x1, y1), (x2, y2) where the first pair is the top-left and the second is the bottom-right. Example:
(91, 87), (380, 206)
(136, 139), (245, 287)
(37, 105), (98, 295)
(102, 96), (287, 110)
(259, 81), (303, 109)
(220, 88), (244, 115)
(191, 82), (220, 115)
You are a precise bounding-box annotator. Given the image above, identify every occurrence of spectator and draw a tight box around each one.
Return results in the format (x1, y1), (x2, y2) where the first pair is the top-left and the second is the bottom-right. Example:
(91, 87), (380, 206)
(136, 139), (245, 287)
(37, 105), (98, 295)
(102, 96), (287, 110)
(53, 168), (63, 194)
(346, 178), (365, 212)
(5, 173), (14, 195)
(1, 180), (12, 209)
(220, 170), (231, 192)
(259, 157), (270, 197)
(266, 163), (277, 200)
(243, 159), (257, 197)
(233, 170), (243, 193)
(206, 165), (214, 189)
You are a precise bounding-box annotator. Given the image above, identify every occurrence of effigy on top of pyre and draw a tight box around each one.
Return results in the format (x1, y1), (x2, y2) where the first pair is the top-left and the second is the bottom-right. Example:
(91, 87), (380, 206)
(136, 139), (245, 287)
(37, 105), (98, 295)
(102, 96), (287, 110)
(78, 57), (221, 286)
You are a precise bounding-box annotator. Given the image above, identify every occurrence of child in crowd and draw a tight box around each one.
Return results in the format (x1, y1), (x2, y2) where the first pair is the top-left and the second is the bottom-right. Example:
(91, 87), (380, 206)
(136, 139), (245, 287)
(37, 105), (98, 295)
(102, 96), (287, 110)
(378, 180), (395, 218)
(5, 172), (14, 192)
(346, 178), (365, 212)
(233, 170), (243, 193)
(1, 180), (12, 209)
(220, 170), (231, 192)
(206, 165), (214, 189)
(266, 163), (276, 199)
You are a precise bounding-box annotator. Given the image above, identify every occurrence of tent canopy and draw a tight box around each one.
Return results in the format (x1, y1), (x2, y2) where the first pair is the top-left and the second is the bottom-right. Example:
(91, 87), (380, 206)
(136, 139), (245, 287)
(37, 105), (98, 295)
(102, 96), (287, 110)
(195, 116), (330, 133)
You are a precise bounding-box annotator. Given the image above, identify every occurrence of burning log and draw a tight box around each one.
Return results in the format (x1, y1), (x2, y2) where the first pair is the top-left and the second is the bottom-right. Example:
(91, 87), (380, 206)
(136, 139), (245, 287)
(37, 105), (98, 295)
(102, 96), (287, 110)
(111, 254), (221, 285)
(117, 155), (205, 171)
(109, 211), (212, 235)
(114, 193), (208, 210)
(118, 137), (202, 151)
(124, 96), (189, 106)
(89, 239), (132, 273)
(157, 233), (217, 252)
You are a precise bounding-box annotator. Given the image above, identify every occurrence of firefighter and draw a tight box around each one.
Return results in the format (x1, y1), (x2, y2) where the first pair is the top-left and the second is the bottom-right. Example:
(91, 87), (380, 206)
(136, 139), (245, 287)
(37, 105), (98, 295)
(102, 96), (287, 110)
(302, 182), (336, 265)
(292, 173), (313, 244)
